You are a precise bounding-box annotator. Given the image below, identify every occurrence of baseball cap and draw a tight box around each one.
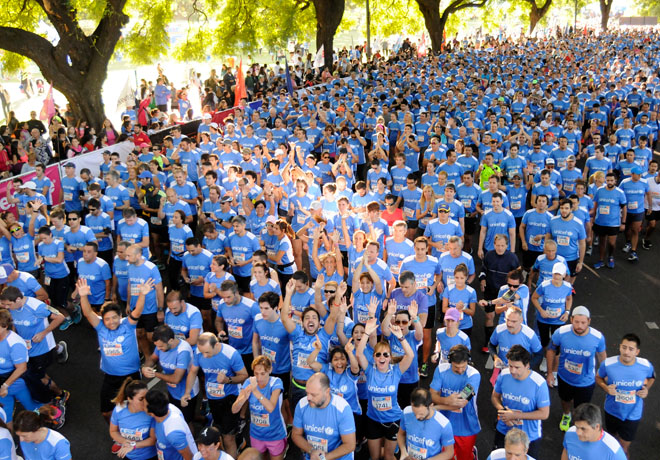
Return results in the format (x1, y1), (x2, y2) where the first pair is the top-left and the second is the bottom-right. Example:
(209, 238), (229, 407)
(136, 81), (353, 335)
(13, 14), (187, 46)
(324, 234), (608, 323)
(138, 171), (153, 179)
(310, 201), (322, 211)
(139, 143), (149, 148)
(220, 195), (233, 204)
(545, 158), (555, 165)
(209, 122), (218, 128)
(266, 215), (278, 224)
(0, 263), (14, 284)
(567, 155), (576, 161)
(23, 181), (37, 191)
(64, 162), (76, 169)
(223, 139), (232, 146)
(571, 306), (590, 318)
(631, 165), (643, 175)
(438, 203), (450, 213)
(552, 262), (567, 276)
(202, 113), (212, 119)
(274, 148), (285, 156)
(195, 426), (221, 446)
(444, 308), (461, 322)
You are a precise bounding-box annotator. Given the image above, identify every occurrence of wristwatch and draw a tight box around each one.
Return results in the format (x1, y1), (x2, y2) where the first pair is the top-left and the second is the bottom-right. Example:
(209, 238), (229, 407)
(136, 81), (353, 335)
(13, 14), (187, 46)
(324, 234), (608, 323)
(129, 441), (137, 448)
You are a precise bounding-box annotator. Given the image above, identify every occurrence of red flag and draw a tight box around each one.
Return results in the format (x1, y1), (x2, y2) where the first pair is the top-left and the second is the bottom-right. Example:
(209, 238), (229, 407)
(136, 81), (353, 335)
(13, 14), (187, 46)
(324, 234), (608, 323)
(234, 59), (247, 106)
(39, 84), (55, 122)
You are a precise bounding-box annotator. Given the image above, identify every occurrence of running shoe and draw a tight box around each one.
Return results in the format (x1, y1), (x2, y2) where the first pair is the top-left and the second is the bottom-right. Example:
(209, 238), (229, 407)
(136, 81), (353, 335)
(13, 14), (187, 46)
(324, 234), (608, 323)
(539, 357), (547, 373)
(481, 346), (489, 353)
(585, 246), (592, 256)
(593, 260), (604, 269)
(419, 363), (429, 378)
(59, 317), (74, 331)
(642, 239), (652, 250)
(56, 341), (68, 364)
(111, 443), (122, 454)
(622, 242), (632, 253)
(628, 251), (638, 262)
(49, 405), (66, 430)
(607, 257), (615, 269)
(54, 389), (70, 408)
(71, 305), (82, 324)
(559, 413), (572, 432)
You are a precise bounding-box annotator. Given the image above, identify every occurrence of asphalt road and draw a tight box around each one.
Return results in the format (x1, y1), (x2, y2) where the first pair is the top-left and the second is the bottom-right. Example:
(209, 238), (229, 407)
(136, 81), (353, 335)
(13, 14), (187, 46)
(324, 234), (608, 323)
(38, 237), (660, 460)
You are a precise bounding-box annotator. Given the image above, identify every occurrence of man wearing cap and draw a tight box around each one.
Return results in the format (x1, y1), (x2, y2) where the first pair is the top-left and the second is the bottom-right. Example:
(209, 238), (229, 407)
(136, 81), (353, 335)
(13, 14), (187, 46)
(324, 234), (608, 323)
(547, 306), (607, 432)
(291, 372), (356, 460)
(60, 162), (84, 213)
(197, 112), (213, 144)
(619, 166), (650, 262)
(425, 203), (463, 258)
(6, 180), (47, 227)
(194, 426), (234, 460)
(593, 172), (627, 269)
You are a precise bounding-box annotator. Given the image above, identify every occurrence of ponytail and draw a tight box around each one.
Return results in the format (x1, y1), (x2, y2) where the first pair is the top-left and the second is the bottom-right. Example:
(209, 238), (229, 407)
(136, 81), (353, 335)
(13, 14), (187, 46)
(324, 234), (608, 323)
(112, 377), (148, 406)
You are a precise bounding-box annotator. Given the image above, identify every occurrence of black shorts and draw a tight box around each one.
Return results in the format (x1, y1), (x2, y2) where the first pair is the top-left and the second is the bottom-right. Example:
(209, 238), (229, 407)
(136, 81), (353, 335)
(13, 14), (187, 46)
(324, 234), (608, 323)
(557, 375), (595, 407)
(27, 349), (54, 378)
(465, 216), (479, 235)
(626, 212), (644, 224)
(647, 210), (660, 222)
(234, 275), (251, 295)
(593, 223), (619, 237)
(272, 372), (291, 399)
(605, 411), (640, 442)
(137, 312), (159, 332)
(170, 393), (198, 424)
(566, 258), (579, 277)
(407, 220), (419, 229)
(101, 372), (141, 413)
(522, 249), (543, 270)
(365, 415), (399, 441)
(188, 295), (212, 311)
(241, 353), (254, 376)
(424, 302), (435, 329)
(537, 322), (562, 348)
(208, 395), (239, 435)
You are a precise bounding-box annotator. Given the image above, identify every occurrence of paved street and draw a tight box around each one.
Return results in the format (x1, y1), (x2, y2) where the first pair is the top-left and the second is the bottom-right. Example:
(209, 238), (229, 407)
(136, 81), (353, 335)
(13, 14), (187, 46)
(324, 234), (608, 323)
(43, 239), (660, 459)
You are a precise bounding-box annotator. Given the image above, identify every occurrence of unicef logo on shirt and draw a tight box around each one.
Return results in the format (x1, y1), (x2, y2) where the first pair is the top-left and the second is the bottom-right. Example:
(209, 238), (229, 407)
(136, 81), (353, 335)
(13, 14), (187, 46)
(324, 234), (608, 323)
(582, 351), (591, 357)
(0, 357), (5, 364)
(388, 385), (395, 392)
(340, 385), (347, 392)
(521, 397), (530, 405)
(425, 439), (435, 447)
(635, 380), (643, 387)
(238, 318), (246, 325)
(324, 426), (334, 435)
(117, 336), (125, 343)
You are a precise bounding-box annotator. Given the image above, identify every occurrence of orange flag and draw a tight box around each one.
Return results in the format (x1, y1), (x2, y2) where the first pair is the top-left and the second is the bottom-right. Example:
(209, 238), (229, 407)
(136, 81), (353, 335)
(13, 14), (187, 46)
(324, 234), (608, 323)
(39, 84), (55, 121)
(234, 59), (247, 106)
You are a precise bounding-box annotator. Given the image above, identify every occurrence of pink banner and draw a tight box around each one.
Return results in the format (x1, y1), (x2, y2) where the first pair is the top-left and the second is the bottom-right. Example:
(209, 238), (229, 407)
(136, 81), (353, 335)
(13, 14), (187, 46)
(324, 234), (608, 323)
(0, 165), (63, 217)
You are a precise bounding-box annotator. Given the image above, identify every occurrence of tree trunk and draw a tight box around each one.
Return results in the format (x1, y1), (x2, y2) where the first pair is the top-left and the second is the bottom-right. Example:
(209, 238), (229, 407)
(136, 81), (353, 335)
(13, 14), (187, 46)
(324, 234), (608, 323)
(417, 0), (445, 53)
(527, 0), (553, 34)
(0, 0), (128, 130)
(600, 0), (613, 30)
(313, 0), (345, 71)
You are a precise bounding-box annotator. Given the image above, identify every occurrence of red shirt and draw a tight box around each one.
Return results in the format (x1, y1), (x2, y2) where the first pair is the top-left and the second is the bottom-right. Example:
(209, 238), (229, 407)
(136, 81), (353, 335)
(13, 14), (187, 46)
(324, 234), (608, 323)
(381, 208), (404, 227)
(133, 132), (151, 146)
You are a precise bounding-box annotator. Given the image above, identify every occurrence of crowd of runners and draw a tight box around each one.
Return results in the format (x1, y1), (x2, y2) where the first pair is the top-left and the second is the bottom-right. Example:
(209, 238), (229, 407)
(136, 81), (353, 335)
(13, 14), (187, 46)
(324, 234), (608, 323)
(0, 29), (658, 460)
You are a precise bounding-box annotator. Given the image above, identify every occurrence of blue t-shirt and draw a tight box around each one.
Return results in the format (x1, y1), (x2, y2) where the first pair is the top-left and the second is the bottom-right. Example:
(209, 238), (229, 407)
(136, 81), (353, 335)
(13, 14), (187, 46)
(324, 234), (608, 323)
(388, 331), (422, 384)
(224, 231), (261, 277)
(216, 297), (259, 354)
(156, 339), (199, 401)
(434, 328), (472, 363)
(105, 185), (131, 222)
(290, 325), (331, 382)
(594, 186), (627, 226)
(20, 429), (71, 460)
(194, 344), (245, 400)
(494, 369), (550, 441)
(182, 249), (213, 298)
(424, 219), (463, 258)
(77, 257), (112, 305)
(365, 363), (404, 423)
(549, 325), (606, 387)
(254, 314), (291, 374)
(429, 363), (481, 436)
(127, 260), (162, 314)
(619, 177), (649, 214)
(481, 209), (516, 251)
(521, 209), (554, 252)
(442, 285), (477, 330)
(548, 215), (586, 261)
(534, 280), (573, 325)
(597, 356), (655, 421)
(85, 212), (114, 251)
(562, 427), (626, 460)
(165, 304), (203, 342)
(168, 225), (194, 261)
(154, 405), (198, 460)
(293, 395), (356, 460)
(531, 254), (569, 285)
(118, 218), (150, 258)
(9, 297), (55, 358)
(113, 256), (130, 301)
(12, 234), (38, 272)
(490, 324), (542, 364)
(110, 403), (158, 460)
(37, 240), (69, 279)
(95, 318), (140, 376)
(400, 406), (454, 459)
(243, 376), (287, 441)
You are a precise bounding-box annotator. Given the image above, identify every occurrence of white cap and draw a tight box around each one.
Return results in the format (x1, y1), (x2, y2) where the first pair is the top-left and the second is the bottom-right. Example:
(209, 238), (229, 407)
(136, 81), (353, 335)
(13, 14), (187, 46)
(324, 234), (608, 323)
(265, 215), (278, 224)
(310, 201), (322, 211)
(209, 122), (218, 128)
(552, 262), (567, 276)
(23, 181), (37, 191)
(571, 306), (590, 318)
(203, 113), (212, 119)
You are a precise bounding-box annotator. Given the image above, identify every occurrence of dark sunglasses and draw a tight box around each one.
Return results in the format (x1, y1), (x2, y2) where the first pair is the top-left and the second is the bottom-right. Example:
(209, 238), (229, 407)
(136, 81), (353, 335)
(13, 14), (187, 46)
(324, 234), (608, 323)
(324, 290), (336, 294)
(10, 227), (20, 234)
(68, 217), (79, 221)
(394, 320), (409, 325)
(374, 352), (390, 358)
(88, 208), (98, 212)
(508, 283), (521, 289)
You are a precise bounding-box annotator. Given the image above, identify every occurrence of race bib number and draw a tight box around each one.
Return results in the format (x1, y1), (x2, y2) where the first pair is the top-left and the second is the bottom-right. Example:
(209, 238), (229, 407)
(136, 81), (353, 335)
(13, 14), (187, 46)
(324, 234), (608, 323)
(404, 208), (415, 218)
(211, 298), (221, 311)
(103, 343), (123, 357)
(228, 324), (243, 339)
(128, 188), (135, 197)
(394, 184), (402, 192)
(262, 346), (277, 363)
(157, 449), (165, 460)
(130, 284), (141, 296)
(564, 359), (583, 375)
(546, 307), (562, 318)
(390, 264), (400, 275)
(120, 428), (145, 441)
(18, 207), (25, 216)
(564, 184), (574, 192)
(206, 381), (225, 398)
(628, 201), (638, 210)
(372, 396), (393, 411)
(556, 236), (570, 246)
(267, 250), (276, 260)
(530, 234), (543, 246)
(511, 201), (521, 210)
(296, 352), (311, 370)
(461, 198), (472, 208)
(172, 243), (184, 254)
(615, 389), (636, 405)
(251, 412), (270, 427)
(44, 276), (51, 286)
(446, 275), (455, 289)
(150, 216), (162, 225)
(599, 205), (610, 215)
(175, 332), (186, 341)
(234, 252), (246, 263)
(357, 311), (370, 323)
(63, 192), (73, 201)
(409, 445), (428, 460)
(25, 339), (32, 350)
(297, 214), (307, 225)
(16, 252), (29, 263)
(307, 435), (328, 453)
(421, 216), (430, 226)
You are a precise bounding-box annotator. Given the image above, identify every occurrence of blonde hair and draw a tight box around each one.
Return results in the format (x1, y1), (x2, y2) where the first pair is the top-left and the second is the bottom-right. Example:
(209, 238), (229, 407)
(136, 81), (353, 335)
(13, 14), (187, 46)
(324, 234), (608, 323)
(419, 185), (436, 212)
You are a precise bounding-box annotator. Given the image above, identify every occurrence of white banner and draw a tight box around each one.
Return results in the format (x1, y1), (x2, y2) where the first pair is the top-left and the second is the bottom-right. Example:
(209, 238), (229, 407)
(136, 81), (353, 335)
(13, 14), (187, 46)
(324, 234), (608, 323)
(60, 141), (134, 177)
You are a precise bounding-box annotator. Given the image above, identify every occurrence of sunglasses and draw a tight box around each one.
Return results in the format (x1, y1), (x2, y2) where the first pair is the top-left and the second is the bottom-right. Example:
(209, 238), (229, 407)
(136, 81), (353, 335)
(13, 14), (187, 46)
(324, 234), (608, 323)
(10, 227), (20, 234)
(324, 290), (336, 294)
(68, 217), (79, 221)
(508, 283), (521, 289)
(374, 352), (390, 358)
(88, 208), (98, 212)
(394, 320), (409, 325)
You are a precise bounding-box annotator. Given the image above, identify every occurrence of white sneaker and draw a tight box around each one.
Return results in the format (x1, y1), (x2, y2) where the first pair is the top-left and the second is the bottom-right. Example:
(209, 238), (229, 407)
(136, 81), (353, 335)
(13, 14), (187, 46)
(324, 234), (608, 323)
(540, 357), (547, 373)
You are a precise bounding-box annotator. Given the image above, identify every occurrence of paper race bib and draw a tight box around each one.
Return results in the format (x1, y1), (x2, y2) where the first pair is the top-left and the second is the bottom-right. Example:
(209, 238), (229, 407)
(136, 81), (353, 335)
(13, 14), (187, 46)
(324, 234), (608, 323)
(261, 346), (276, 363)
(150, 216), (162, 225)
(556, 236), (570, 246)
(251, 412), (270, 427)
(120, 428), (145, 441)
(511, 201), (521, 210)
(296, 352), (311, 370)
(18, 207), (25, 216)
(228, 324), (243, 339)
(446, 275), (455, 289)
(175, 332), (186, 341)
(234, 252), (245, 262)
(409, 445), (428, 460)
(564, 359), (583, 374)
(564, 184), (574, 192)
(297, 214), (307, 225)
(461, 199), (472, 208)
(421, 216), (430, 226)
(546, 307), (562, 318)
(357, 311), (370, 323)
(172, 243), (184, 254)
(394, 184), (402, 192)
(404, 208), (414, 218)
(16, 252), (29, 263)
(206, 381), (225, 398)
(157, 449), (165, 460)
(130, 284), (141, 296)
(628, 201), (638, 210)
(103, 343), (123, 357)
(599, 205), (610, 215)
(615, 389), (636, 404)
(63, 192), (73, 201)
(307, 435), (328, 453)
(372, 396), (393, 411)
(211, 298), (221, 311)
(267, 250), (276, 260)
(128, 188), (135, 197)
(25, 339), (31, 350)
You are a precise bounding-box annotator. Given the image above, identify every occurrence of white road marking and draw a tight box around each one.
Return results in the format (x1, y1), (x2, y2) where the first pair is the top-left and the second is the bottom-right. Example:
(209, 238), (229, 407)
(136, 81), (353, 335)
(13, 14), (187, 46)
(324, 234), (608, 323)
(147, 377), (161, 389)
(646, 322), (659, 330)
